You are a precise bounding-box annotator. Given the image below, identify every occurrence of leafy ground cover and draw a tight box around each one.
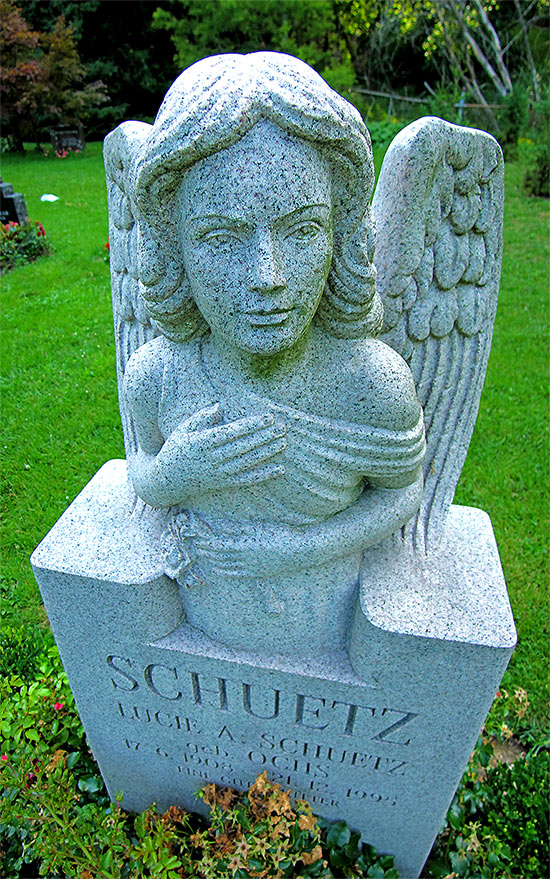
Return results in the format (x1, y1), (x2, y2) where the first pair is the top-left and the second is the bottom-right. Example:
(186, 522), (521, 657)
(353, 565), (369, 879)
(0, 142), (548, 875)
(1, 638), (547, 878)
(0, 219), (50, 273)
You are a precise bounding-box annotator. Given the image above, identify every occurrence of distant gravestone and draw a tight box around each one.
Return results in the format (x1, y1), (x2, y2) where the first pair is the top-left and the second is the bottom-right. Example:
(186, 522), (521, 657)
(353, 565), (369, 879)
(0, 178), (28, 225)
(31, 53), (516, 879)
(49, 124), (85, 154)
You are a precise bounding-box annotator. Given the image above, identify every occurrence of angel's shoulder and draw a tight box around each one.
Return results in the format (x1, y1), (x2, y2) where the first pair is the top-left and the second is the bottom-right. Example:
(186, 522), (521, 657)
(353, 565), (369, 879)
(125, 335), (165, 384)
(342, 338), (421, 431)
(123, 336), (179, 408)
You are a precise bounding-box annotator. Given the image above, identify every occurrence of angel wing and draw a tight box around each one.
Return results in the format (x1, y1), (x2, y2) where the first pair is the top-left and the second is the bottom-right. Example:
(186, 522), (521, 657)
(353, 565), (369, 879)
(104, 121), (155, 461)
(372, 116), (504, 555)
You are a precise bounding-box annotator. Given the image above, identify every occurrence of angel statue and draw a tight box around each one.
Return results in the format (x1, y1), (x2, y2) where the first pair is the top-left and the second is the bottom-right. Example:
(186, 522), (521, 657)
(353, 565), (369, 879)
(104, 53), (503, 660)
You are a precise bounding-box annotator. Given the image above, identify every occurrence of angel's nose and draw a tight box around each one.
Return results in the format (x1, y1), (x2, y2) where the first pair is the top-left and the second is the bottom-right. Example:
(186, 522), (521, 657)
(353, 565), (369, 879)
(248, 230), (285, 294)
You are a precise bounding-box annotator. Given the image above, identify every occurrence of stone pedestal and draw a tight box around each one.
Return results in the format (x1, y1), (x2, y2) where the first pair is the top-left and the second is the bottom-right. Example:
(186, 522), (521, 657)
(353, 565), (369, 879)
(31, 460), (516, 879)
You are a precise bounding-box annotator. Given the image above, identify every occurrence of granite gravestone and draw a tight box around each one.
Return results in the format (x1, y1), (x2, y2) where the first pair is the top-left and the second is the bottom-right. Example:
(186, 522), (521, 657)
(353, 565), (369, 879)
(50, 124), (85, 154)
(31, 53), (516, 879)
(0, 178), (28, 225)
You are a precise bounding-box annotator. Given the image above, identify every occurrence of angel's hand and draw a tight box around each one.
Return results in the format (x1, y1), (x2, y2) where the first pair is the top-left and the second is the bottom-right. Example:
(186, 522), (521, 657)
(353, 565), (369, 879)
(158, 403), (286, 496)
(184, 517), (299, 580)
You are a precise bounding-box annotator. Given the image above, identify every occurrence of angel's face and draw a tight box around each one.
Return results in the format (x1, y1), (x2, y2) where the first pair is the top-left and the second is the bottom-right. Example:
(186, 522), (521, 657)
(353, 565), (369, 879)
(179, 120), (333, 356)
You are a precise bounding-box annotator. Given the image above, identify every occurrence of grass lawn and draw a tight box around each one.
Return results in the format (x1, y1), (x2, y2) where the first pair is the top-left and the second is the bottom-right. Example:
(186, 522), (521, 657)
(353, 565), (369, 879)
(1, 142), (549, 726)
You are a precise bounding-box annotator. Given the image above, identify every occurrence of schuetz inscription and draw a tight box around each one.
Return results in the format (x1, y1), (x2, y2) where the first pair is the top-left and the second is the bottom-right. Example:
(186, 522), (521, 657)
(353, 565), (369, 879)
(107, 654), (418, 743)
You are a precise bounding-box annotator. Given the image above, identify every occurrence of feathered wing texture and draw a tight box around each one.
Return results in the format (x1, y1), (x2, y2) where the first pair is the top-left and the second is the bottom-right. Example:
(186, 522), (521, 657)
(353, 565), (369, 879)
(104, 121), (155, 460)
(372, 117), (504, 555)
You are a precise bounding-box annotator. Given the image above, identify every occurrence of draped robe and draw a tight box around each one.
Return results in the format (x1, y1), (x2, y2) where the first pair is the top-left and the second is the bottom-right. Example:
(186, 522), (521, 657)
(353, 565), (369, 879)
(147, 337), (425, 655)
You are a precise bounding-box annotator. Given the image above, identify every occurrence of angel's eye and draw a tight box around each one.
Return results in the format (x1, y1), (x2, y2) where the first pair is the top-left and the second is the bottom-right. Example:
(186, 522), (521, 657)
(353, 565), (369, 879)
(286, 222), (321, 242)
(201, 230), (239, 246)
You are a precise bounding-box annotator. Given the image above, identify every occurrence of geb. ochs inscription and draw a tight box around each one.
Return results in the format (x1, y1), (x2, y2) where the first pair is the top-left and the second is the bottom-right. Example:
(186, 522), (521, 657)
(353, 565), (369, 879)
(122, 735), (398, 811)
(106, 654), (416, 809)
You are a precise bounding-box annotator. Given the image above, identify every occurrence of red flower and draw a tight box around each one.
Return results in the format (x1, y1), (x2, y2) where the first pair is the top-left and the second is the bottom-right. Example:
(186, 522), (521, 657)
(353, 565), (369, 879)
(26, 771), (37, 788)
(0, 755), (7, 762)
(104, 240), (110, 250)
(53, 702), (63, 710)
(36, 221), (46, 237)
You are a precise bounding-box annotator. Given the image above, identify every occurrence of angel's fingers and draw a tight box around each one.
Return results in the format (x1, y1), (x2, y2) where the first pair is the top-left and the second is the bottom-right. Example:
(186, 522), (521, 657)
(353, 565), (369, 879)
(207, 414), (276, 448)
(197, 555), (250, 577)
(192, 536), (244, 555)
(217, 437), (287, 473)
(214, 427), (286, 463)
(225, 463), (285, 487)
(182, 403), (223, 432)
(206, 566), (249, 580)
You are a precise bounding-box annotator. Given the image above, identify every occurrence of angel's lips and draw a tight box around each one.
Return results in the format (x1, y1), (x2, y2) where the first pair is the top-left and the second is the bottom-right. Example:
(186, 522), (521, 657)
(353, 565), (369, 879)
(245, 307), (295, 326)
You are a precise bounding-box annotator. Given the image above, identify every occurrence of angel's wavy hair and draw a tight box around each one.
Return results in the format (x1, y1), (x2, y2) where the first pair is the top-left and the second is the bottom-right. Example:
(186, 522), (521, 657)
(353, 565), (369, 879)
(133, 52), (382, 342)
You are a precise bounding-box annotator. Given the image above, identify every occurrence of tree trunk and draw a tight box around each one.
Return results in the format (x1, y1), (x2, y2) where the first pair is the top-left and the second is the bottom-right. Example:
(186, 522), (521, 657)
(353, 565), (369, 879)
(445, 0), (511, 96)
(471, 0), (514, 93)
(463, 51), (500, 131)
(513, 0), (541, 100)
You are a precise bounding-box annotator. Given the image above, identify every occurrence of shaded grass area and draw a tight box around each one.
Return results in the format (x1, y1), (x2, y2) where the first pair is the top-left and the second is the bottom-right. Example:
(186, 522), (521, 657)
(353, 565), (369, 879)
(1, 144), (548, 724)
(453, 157), (549, 723)
(1, 146), (122, 629)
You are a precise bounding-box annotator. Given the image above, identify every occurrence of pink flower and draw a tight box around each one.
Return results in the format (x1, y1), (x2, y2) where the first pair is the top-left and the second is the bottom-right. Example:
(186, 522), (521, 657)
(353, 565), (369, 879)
(1, 755), (8, 762)
(53, 702), (63, 710)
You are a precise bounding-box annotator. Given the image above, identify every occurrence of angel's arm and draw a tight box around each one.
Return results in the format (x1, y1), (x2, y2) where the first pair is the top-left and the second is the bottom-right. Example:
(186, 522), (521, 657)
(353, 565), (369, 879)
(190, 470), (422, 580)
(268, 344), (424, 571)
(124, 341), (287, 508)
(190, 358), (425, 578)
(263, 475), (423, 574)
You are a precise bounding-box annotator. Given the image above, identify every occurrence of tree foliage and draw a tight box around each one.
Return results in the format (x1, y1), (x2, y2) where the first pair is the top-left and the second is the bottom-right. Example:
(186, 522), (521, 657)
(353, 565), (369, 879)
(341, 1), (548, 86)
(335, 0), (549, 129)
(2, 0), (548, 146)
(0, 0), (41, 150)
(0, 1), (107, 150)
(153, 0), (357, 96)
(17, 0), (187, 137)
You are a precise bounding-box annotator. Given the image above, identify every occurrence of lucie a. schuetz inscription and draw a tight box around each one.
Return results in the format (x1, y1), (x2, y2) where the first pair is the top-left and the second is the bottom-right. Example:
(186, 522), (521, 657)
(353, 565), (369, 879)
(31, 52), (516, 878)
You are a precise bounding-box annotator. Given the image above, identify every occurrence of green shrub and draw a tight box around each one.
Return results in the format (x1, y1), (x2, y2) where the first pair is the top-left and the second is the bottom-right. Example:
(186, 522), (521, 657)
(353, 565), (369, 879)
(483, 752), (550, 877)
(367, 119), (405, 149)
(483, 685), (541, 747)
(524, 143), (550, 198)
(0, 645), (397, 878)
(425, 708), (550, 879)
(0, 219), (50, 273)
(499, 86), (531, 159)
(426, 83), (464, 125)
(0, 625), (48, 679)
(426, 748), (550, 879)
(0, 646), (100, 877)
